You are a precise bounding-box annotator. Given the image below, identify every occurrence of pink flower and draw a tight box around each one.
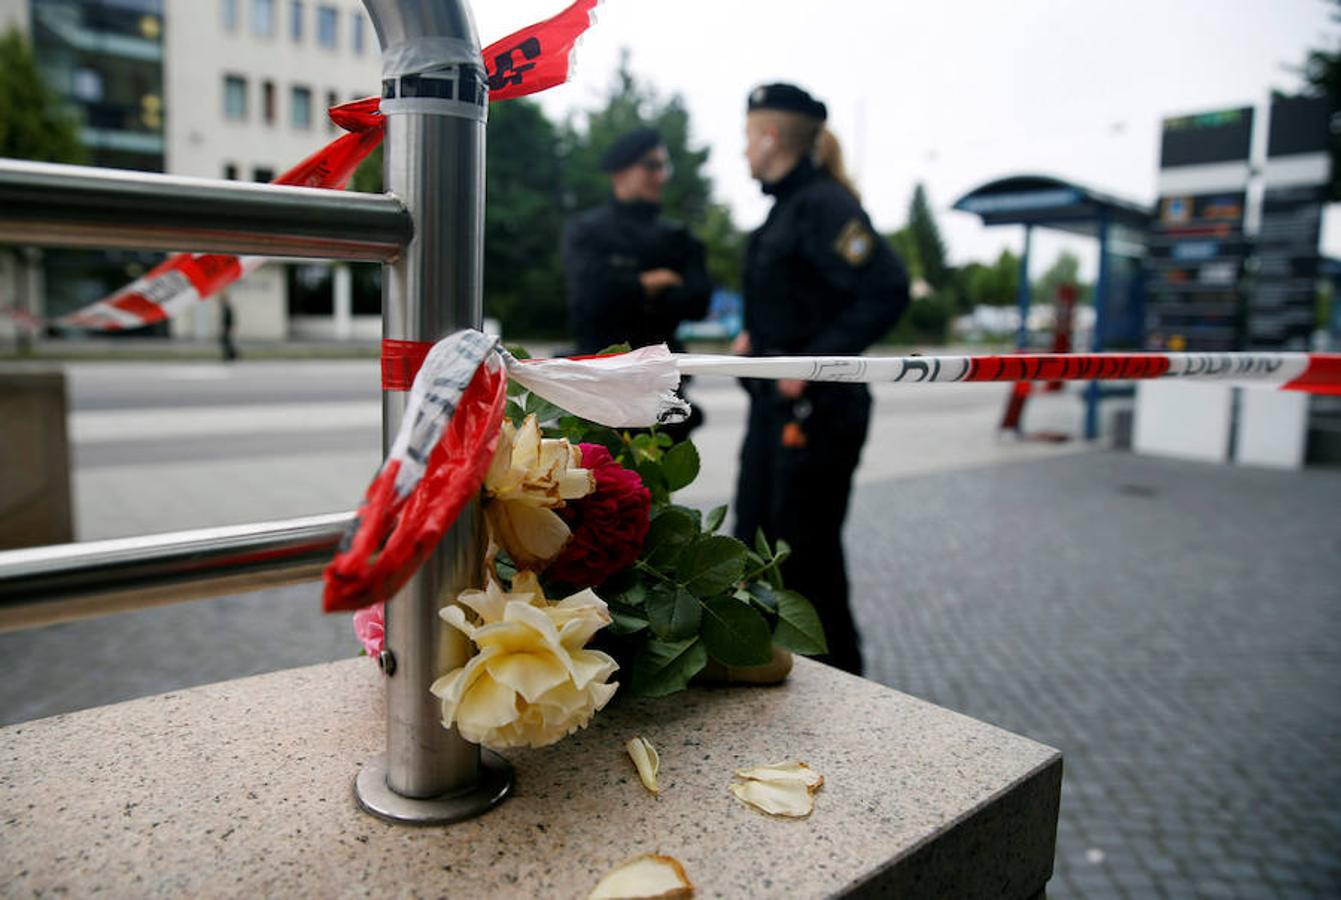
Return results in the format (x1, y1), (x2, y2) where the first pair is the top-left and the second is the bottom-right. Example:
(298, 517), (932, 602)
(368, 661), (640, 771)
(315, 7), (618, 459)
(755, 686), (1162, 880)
(353, 602), (385, 657)
(548, 443), (651, 589)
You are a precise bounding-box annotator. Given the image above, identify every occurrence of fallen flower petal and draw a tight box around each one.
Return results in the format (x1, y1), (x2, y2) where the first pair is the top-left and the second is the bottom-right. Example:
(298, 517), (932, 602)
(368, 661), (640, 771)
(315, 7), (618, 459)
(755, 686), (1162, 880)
(626, 736), (660, 794)
(589, 853), (693, 899)
(729, 779), (815, 818)
(734, 760), (823, 790)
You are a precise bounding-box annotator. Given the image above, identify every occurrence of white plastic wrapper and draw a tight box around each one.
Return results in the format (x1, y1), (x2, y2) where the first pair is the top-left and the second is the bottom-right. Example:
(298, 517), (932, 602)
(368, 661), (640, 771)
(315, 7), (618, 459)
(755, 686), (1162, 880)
(504, 344), (688, 428)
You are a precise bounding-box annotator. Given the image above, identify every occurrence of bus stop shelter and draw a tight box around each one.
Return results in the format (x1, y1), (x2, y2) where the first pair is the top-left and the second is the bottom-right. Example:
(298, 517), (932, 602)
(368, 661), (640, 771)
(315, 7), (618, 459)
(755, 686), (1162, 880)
(953, 175), (1151, 439)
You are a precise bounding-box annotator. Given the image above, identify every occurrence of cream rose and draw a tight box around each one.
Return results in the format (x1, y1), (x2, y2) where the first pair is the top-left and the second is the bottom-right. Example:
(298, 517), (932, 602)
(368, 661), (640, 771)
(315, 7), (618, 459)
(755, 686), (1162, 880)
(431, 572), (618, 749)
(483, 415), (595, 570)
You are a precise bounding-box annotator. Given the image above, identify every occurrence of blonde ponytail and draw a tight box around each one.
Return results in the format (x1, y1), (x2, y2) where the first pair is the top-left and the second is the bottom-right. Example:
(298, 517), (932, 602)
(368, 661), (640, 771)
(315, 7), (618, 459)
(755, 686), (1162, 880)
(813, 128), (859, 201)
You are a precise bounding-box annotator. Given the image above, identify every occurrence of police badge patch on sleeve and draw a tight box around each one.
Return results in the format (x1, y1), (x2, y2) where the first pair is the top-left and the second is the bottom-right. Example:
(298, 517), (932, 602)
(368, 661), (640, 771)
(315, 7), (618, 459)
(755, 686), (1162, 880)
(833, 218), (874, 266)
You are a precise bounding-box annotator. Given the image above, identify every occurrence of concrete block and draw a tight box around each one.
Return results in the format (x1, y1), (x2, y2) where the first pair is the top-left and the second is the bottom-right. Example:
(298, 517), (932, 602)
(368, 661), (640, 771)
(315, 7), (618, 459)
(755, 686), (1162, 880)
(1133, 382), (1232, 463)
(0, 368), (73, 548)
(0, 657), (1061, 898)
(1235, 389), (1308, 469)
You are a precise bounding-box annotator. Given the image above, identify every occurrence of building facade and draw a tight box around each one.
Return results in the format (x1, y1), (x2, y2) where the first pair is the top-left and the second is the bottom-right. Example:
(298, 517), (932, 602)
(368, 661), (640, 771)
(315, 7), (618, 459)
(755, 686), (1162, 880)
(9, 0), (381, 342)
(166, 0), (381, 342)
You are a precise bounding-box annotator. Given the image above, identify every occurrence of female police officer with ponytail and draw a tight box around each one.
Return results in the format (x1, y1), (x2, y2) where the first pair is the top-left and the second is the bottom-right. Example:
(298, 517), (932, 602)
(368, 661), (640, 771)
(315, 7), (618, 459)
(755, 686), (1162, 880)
(732, 83), (910, 677)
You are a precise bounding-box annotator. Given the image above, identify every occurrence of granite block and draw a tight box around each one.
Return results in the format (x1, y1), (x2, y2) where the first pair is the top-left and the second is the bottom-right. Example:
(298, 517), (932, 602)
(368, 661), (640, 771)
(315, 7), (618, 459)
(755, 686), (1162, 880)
(1, 657), (1060, 898)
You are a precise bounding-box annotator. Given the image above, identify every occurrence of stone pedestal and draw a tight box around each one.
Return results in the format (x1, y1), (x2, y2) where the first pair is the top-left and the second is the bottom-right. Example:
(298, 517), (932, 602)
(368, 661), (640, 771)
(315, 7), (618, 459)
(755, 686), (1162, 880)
(0, 658), (1061, 898)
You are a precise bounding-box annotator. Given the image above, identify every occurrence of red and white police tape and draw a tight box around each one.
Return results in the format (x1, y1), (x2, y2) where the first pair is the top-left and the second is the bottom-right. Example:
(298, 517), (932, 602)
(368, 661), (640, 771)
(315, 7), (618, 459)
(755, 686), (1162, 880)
(3, 0), (599, 334)
(325, 332), (683, 612)
(325, 332), (1341, 611)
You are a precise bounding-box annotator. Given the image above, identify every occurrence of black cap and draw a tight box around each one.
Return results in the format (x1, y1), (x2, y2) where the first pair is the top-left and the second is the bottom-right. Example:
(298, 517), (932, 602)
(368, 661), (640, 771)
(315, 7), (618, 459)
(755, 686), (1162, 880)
(747, 83), (827, 122)
(600, 127), (663, 173)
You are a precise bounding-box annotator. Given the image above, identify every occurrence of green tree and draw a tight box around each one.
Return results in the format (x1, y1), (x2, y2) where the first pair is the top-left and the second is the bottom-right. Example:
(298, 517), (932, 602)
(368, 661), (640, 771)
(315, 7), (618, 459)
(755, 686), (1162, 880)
(558, 49), (713, 224)
(906, 183), (948, 289)
(698, 202), (743, 293)
(1032, 249), (1091, 305)
(0, 28), (85, 163)
(886, 226), (924, 284)
(346, 101), (568, 337)
(1299, 0), (1341, 200)
(483, 99), (566, 337)
(963, 248), (1020, 307)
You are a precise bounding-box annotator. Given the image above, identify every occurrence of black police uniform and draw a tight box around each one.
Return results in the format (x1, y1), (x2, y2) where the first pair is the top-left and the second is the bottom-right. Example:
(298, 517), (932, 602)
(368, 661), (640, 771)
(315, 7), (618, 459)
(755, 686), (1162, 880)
(561, 200), (712, 355)
(733, 156), (909, 676)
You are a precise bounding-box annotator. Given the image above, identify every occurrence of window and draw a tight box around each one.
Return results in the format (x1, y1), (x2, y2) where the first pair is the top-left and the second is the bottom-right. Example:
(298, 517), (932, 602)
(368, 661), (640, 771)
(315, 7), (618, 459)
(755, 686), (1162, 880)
(253, 166), (275, 183)
(262, 80), (276, 124)
(221, 0), (238, 31)
(289, 0), (302, 41)
(325, 90), (338, 132)
(291, 85), (312, 129)
(223, 163), (239, 180)
(223, 74), (248, 121)
(351, 12), (365, 54)
(250, 0), (274, 37)
(73, 68), (104, 102)
(316, 5), (337, 48)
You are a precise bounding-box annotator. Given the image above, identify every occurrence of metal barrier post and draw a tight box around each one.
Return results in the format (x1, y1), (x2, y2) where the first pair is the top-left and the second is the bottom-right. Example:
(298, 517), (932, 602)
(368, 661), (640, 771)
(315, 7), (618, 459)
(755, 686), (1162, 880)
(352, 0), (513, 824)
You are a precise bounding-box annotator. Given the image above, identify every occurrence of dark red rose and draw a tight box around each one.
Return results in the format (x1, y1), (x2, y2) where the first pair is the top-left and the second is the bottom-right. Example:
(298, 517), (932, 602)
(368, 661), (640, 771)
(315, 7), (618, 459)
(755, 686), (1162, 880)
(548, 443), (651, 589)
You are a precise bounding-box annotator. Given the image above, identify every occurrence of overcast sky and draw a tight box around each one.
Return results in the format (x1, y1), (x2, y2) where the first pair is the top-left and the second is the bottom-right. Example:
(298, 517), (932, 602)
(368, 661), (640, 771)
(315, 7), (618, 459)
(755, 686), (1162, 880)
(473, 0), (1337, 280)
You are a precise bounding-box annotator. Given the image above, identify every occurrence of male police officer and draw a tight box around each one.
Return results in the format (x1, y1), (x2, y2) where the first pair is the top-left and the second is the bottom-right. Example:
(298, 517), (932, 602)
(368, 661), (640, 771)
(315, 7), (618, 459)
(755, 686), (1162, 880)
(562, 127), (712, 358)
(733, 84), (910, 676)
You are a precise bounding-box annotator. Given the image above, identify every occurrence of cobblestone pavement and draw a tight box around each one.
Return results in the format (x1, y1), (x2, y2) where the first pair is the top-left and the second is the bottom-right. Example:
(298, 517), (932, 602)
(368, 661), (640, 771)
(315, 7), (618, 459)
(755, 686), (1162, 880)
(851, 452), (1341, 899)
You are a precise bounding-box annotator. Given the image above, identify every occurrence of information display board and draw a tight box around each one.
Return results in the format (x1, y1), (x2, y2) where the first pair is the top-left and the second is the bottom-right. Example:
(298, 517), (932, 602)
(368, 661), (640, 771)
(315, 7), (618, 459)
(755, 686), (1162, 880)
(1251, 96), (1330, 349)
(1146, 108), (1254, 351)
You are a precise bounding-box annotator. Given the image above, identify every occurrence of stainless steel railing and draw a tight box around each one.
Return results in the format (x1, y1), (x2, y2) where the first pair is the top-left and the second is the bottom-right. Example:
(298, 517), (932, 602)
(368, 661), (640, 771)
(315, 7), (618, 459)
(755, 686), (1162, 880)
(0, 513), (353, 634)
(0, 0), (505, 826)
(0, 159), (412, 260)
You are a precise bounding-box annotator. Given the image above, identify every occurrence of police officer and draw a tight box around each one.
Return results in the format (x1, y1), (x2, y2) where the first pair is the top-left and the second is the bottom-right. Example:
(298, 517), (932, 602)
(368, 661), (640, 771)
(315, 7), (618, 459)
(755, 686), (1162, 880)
(562, 127), (712, 357)
(733, 84), (910, 677)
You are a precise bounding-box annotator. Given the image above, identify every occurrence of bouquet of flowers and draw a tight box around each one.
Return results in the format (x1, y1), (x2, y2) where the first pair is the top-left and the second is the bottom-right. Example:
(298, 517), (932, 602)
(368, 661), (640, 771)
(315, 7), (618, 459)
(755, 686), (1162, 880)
(354, 344), (828, 750)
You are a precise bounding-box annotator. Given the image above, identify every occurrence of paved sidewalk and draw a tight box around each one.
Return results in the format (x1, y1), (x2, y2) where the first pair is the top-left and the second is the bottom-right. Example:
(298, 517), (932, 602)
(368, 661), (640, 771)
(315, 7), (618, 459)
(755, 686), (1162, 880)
(851, 452), (1341, 898)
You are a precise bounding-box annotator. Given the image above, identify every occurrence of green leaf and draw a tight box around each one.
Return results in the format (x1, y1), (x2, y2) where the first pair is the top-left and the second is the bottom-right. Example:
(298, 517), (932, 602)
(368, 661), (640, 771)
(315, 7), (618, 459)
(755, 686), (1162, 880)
(667, 503), (702, 531)
(745, 581), (779, 613)
(654, 432), (674, 448)
(646, 585), (702, 641)
(630, 637), (708, 697)
(607, 599), (650, 635)
(661, 440), (700, 492)
(596, 342), (632, 356)
(754, 528), (771, 559)
(635, 460), (670, 505)
(643, 507), (698, 569)
(774, 539), (791, 566)
(606, 574), (647, 608)
(505, 344), (532, 360)
(679, 535), (748, 597)
(523, 391), (566, 425)
(506, 379), (526, 397)
(704, 504), (728, 534)
(630, 433), (662, 464)
(701, 596), (773, 666)
(772, 589), (828, 656)
(504, 398), (525, 425)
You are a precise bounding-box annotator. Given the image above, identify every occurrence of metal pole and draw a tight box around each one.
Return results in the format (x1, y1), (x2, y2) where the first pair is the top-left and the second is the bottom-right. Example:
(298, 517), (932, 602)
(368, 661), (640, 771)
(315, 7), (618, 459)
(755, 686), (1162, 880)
(353, 0), (512, 825)
(1086, 214), (1111, 440)
(1016, 224), (1033, 351)
(0, 159), (412, 261)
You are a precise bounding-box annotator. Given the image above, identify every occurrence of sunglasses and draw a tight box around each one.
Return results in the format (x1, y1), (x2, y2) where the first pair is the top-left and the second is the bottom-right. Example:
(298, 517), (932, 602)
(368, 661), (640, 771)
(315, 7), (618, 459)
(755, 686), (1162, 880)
(639, 157), (673, 176)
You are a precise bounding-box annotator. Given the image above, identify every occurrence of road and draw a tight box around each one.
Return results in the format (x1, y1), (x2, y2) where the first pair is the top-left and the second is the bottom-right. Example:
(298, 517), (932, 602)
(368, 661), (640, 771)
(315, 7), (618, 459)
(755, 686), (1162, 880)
(64, 358), (1085, 540)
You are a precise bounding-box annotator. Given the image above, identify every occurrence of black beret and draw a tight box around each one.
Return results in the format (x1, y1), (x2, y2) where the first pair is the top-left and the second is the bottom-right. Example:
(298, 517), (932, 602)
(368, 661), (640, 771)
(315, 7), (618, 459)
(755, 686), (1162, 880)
(600, 127), (663, 173)
(747, 83), (827, 122)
